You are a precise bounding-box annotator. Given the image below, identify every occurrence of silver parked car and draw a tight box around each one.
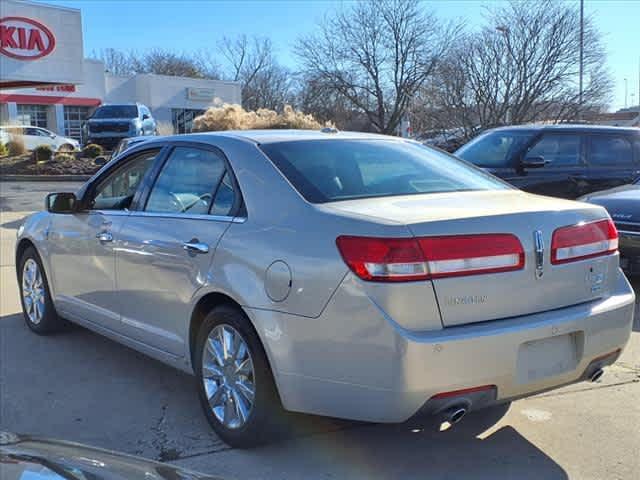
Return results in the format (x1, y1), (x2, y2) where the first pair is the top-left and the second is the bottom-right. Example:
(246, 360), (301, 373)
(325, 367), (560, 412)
(15, 130), (635, 447)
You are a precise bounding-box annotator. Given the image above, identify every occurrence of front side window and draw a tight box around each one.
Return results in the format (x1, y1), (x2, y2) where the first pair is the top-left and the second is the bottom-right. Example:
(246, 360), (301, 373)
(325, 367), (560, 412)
(145, 147), (227, 215)
(455, 130), (535, 168)
(590, 136), (633, 166)
(525, 134), (583, 167)
(261, 139), (509, 203)
(91, 150), (160, 210)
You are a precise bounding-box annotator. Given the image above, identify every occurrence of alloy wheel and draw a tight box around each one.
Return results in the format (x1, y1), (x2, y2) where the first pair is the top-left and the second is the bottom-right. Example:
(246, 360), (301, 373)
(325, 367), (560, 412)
(22, 258), (45, 325)
(202, 324), (256, 429)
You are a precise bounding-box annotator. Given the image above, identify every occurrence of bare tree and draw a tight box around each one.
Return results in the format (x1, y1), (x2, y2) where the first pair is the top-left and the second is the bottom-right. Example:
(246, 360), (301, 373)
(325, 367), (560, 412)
(425, 0), (612, 138)
(218, 35), (292, 110)
(95, 48), (220, 79)
(295, 0), (456, 134)
(97, 48), (134, 76)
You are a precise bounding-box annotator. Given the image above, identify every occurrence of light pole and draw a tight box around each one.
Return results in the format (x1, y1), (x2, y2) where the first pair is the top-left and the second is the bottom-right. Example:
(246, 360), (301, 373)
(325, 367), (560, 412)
(579, 0), (584, 110)
(624, 78), (628, 108)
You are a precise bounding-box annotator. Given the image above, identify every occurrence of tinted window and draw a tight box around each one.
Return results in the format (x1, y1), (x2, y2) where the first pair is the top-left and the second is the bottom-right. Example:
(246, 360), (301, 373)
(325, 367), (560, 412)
(210, 172), (237, 216)
(526, 134), (582, 167)
(24, 127), (42, 136)
(92, 105), (138, 119)
(92, 150), (159, 210)
(590, 136), (633, 166)
(261, 140), (509, 203)
(146, 147), (226, 214)
(455, 130), (535, 167)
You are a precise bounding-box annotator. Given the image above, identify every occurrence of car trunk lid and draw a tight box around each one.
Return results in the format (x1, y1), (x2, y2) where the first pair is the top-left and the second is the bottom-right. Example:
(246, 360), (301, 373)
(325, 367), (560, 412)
(326, 190), (619, 327)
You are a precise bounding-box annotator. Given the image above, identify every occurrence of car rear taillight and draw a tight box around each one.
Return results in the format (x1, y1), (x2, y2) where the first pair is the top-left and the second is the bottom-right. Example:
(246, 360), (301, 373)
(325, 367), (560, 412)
(336, 234), (524, 282)
(551, 219), (618, 265)
(335, 236), (429, 282)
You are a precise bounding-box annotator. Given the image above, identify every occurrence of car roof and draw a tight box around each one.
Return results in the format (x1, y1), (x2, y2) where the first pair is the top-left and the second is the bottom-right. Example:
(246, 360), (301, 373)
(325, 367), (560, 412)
(166, 129), (402, 145)
(491, 124), (640, 135)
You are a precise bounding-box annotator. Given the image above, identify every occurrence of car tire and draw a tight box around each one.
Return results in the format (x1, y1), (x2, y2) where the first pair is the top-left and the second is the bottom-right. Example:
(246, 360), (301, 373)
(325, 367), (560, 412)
(195, 305), (286, 448)
(18, 246), (67, 334)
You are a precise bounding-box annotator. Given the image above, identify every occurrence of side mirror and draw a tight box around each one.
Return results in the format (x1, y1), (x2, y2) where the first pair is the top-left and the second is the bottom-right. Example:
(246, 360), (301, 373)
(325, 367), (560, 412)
(46, 192), (77, 213)
(521, 156), (547, 169)
(50, 133), (56, 139)
(142, 114), (150, 120)
(94, 156), (108, 167)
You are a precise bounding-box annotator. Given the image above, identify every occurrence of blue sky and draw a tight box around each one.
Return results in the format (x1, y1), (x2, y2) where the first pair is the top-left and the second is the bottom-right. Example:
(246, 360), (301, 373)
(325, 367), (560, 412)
(42, 0), (639, 111)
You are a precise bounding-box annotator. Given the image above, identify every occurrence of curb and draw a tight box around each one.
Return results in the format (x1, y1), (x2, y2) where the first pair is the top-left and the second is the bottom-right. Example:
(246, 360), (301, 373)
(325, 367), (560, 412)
(0, 174), (91, 182)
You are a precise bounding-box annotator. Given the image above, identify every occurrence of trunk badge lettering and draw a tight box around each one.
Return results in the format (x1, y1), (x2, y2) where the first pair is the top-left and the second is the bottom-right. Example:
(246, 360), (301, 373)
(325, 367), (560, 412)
(534, 230), (544, 279)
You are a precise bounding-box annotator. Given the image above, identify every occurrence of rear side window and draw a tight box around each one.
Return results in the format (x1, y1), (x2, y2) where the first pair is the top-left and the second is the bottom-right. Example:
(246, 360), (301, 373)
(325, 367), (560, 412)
(590, 136), (633, 166)
(525, 134), (583, 167)
(261, 139), (509, 203)
(455, 130), (535, 168)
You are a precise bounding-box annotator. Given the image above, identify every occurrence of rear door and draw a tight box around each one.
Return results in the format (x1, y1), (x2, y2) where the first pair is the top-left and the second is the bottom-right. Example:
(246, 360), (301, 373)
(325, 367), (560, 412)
(115, 143), (242, 355)
(586, 134), (639, 193)
(516, 133), (587, 198)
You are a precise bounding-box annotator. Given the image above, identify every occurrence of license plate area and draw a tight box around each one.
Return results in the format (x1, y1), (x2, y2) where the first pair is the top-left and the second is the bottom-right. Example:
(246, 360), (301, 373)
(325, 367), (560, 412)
(516, 333), (582, 384)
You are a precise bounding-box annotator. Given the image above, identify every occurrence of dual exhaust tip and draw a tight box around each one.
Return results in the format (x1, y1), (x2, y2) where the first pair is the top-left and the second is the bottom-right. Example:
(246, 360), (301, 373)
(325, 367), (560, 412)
(438, 368), (604, 431)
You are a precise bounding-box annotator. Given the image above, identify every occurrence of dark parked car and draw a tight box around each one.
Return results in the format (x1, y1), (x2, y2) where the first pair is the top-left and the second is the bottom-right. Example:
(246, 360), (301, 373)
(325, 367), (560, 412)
(580, 180), (640, 274)
(456, 125), (640, 199)
(83, 103), (157, 150)
(0, 431), (221, 480)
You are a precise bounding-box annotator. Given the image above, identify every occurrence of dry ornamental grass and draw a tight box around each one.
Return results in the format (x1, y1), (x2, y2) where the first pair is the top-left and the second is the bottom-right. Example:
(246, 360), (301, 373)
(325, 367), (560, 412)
(193, 104), (330, 132)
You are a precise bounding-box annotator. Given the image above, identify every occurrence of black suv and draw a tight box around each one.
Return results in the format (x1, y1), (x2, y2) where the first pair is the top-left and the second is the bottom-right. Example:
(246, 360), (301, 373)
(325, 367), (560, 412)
(456, 125), (640, 198)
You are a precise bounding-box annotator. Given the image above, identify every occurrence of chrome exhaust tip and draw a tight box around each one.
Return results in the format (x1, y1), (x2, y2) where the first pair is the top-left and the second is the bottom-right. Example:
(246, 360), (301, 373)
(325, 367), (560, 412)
(439, 405), (469, 431)
(447, 406), (468, 424)
(589, 368), (604, 383)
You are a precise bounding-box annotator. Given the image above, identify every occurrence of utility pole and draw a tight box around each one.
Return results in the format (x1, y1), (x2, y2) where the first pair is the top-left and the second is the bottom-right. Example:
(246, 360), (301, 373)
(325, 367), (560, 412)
(579, 0), (584, 111)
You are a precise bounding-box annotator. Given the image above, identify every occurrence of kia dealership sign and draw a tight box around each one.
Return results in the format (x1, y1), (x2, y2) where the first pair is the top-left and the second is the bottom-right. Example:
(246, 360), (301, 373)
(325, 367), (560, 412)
(0, 17), (56, 60)
(0, 1), (83, 88)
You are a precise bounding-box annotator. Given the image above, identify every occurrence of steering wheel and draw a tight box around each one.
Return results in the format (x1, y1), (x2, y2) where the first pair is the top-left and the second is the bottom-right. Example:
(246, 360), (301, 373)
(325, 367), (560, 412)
(174, 193), (213, 213)
(169, 192), (186, 212)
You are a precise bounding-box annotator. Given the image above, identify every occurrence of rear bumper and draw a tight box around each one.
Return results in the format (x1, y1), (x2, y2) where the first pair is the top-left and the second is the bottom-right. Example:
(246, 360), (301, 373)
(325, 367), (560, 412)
(254, 270), (635, 423)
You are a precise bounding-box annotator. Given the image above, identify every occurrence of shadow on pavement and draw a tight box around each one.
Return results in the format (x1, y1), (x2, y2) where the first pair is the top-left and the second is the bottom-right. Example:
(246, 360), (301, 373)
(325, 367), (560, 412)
(1, 217), (24, 230)
(0, 310), (567, 479)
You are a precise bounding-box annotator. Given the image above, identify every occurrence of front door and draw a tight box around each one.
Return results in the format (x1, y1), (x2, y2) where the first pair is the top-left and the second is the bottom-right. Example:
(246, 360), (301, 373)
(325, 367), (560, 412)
(516, 133), (587, 198)
(47, 148), (161, 330)
(115, 144), (241, 355)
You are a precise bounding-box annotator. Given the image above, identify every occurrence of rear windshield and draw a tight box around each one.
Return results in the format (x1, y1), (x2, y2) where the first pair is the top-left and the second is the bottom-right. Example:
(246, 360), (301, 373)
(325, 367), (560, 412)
(456, 130), (536, 168)
(92, 106), (138, 119)
(260, 139), (509, 203)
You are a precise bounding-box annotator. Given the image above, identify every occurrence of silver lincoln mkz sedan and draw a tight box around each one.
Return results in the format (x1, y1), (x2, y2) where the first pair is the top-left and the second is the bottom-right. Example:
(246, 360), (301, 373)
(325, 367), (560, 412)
(16, 130), (635, 447)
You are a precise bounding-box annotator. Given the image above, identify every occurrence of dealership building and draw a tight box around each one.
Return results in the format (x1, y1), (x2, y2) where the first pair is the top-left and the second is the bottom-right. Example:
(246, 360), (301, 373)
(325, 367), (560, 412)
(0, 0), (241, 140)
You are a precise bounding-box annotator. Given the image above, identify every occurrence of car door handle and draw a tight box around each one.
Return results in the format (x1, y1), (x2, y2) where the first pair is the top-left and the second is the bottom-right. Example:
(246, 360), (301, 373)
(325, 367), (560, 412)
(96, 231), (113, 243)
(182, 241), (209, 254)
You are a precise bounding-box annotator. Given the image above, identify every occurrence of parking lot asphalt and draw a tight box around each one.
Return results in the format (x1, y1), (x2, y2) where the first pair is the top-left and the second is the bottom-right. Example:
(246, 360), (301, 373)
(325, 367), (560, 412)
(1, 181), (639, 479)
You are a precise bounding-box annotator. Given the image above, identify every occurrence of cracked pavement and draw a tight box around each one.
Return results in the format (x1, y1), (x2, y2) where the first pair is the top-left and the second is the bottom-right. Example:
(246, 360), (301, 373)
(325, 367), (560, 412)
(1, 182), (639, 479)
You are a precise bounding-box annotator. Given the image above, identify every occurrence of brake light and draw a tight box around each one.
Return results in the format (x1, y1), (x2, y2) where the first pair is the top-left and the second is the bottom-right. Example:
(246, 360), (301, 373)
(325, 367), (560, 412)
(417, 234), (525, 278)
(336, 234), (524, 282)
(335, 236), (429, 282)
(551, 219), (618, 264)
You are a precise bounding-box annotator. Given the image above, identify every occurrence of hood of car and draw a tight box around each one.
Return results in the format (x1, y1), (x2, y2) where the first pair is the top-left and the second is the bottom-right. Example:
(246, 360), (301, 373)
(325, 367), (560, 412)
(0, 432), (222, 480)
(581, 184), (640, 223)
